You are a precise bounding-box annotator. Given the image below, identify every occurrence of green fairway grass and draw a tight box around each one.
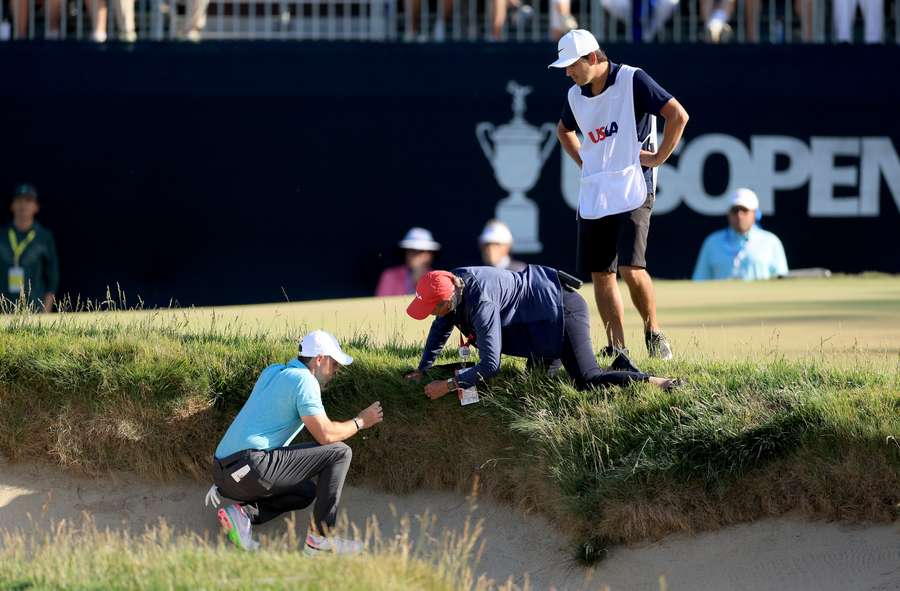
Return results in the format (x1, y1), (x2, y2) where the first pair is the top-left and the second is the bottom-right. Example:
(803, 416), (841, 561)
(15, 276), (899, 367)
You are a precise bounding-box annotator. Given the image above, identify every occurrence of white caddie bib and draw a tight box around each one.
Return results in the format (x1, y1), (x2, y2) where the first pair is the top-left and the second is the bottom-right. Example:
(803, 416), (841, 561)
(568, 64), (648, 219)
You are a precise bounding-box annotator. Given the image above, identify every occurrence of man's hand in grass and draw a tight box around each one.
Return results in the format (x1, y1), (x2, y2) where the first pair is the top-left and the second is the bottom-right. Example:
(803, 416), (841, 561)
(357, 402), (384, 428)
(424, 380), (452, 401)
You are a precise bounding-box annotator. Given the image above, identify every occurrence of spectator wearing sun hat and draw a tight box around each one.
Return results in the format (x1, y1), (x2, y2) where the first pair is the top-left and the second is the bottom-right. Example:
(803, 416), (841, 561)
(375, 227), (441, 297)
(478, 219), (526, 272)
(692, 188), (788, 281)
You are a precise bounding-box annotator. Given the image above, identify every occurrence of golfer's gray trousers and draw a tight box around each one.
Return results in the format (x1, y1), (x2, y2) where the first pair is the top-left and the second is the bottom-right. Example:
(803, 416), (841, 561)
(212, 441), (352, 534)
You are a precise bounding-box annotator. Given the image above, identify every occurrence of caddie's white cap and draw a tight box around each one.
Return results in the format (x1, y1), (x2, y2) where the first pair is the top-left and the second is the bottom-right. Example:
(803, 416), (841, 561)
(478, 219), (514, 245)
(548, 29), (600, 69)
(730, 188), (759, 210)
(398, 227), (441, 251)
(299, 330), (353, 365)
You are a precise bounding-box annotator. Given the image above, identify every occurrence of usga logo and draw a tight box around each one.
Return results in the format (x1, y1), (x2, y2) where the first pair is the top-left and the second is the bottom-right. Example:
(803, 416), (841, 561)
(588, 122), (619, 144)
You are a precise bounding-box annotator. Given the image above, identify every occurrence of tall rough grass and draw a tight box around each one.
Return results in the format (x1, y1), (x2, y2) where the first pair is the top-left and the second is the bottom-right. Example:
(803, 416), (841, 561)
(0, 505), (519, 591)
(1, 313), (898, 561)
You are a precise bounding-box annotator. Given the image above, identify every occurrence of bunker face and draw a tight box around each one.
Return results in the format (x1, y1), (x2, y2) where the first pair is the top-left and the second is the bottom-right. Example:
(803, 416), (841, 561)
(2, 461), (899, 591)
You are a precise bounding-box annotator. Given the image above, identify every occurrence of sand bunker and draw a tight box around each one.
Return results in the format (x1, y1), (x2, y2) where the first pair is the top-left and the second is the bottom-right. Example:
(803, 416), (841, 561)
(1, 461), (898, 590)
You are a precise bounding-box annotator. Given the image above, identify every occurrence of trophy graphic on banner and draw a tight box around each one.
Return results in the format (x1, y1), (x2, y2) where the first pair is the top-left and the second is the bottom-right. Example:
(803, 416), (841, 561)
(475, 81), (556, 254)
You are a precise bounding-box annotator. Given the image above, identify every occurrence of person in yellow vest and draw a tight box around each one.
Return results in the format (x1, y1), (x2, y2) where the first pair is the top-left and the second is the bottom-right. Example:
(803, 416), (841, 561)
(0, 183), (59, 312)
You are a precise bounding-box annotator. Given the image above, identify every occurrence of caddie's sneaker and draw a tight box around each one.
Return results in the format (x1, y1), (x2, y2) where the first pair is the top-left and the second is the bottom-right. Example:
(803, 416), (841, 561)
(217, 504), (259, 551)
(645, 331), (674, 360)
(303, 533), (363, 556)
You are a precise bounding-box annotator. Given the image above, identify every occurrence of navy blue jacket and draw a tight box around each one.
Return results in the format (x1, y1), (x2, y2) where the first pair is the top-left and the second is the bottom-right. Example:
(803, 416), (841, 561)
(417, 266), (565, 387)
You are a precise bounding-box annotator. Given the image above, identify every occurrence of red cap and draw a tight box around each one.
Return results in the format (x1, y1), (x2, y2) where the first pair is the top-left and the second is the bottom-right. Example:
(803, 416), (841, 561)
(406, 271), (456, 320)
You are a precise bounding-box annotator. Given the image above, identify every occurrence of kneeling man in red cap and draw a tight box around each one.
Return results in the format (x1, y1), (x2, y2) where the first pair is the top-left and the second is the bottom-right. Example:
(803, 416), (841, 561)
(405, 266), (678, 399)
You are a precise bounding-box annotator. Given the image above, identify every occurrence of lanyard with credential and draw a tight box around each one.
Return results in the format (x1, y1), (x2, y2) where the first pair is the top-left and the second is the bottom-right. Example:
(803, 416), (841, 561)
(458, 330), (476, 359)
(8, 228), (37, 266)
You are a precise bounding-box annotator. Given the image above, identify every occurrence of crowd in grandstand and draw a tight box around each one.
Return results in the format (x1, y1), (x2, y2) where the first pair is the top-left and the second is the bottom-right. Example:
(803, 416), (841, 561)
(1, 0), (893, 42)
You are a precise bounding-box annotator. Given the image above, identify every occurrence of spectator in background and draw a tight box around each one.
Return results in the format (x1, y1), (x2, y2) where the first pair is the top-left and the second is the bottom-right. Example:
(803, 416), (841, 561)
(549, 0), (578, 40)
(179, 0), (211, 41)
(11, 0), (61, 39)
(375, 227), (440, 296)
(86, 0), (136, 42)
(405, 0), (453, 41)
(692, 188), (788, 281)
(491, 0), (533, 40)
(795, 0), (814, 41)
(601, 0), (680, 42)
(701, 0), (761, 42)
(0, 183), (59, 312)
(478, 219), (526, 272)
(834, 0), (882, 43)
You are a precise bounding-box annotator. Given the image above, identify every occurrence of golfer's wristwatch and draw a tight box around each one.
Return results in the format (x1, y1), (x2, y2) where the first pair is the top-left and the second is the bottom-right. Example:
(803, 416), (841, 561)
(446, 377), (457, 391)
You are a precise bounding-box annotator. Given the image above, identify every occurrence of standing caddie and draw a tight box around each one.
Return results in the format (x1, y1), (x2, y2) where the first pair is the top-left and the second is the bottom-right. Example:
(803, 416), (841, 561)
(550, 29), (689, 359)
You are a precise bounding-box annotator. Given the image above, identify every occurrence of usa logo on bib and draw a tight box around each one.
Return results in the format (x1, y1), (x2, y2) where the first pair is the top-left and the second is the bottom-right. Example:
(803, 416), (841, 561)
(588, 122), (619, 144)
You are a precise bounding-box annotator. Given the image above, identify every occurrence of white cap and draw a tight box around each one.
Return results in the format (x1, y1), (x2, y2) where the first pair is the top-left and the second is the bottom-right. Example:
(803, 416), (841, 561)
(548, 29), (600, 69)
(478, 219), (514, 245)
(398, 227), (441, 251)
(730, 188), (759, 210)
(299, 330), (353, 365)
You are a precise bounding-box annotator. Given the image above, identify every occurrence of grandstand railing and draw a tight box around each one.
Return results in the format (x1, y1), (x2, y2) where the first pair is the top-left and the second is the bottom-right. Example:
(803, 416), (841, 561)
(1, 0), (896, 43)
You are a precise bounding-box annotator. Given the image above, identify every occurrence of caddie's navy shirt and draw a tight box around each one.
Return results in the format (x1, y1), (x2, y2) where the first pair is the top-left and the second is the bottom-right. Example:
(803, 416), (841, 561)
(560, 62), (673, 193)
(417, 266), (564, 387)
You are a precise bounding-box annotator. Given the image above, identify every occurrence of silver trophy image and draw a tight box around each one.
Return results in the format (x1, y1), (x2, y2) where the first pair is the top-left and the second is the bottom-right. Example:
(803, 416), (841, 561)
(475, 81), (556, 254)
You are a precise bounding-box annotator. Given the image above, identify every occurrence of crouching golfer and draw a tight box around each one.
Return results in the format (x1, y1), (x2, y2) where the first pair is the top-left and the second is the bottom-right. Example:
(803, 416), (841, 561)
(210, 330), (384, 554)
(405, 267), (678, 397)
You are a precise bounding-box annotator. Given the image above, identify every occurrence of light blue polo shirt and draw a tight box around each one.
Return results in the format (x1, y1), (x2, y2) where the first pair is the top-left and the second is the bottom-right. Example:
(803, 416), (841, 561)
(215, 359), (326, 459)
(692, 225), (789, 281)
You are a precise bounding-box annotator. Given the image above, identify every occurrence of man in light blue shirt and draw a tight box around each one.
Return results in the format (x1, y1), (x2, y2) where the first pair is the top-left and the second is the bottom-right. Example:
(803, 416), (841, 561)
(208, 330), (384, 555)
(692, 188), (789, 281)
